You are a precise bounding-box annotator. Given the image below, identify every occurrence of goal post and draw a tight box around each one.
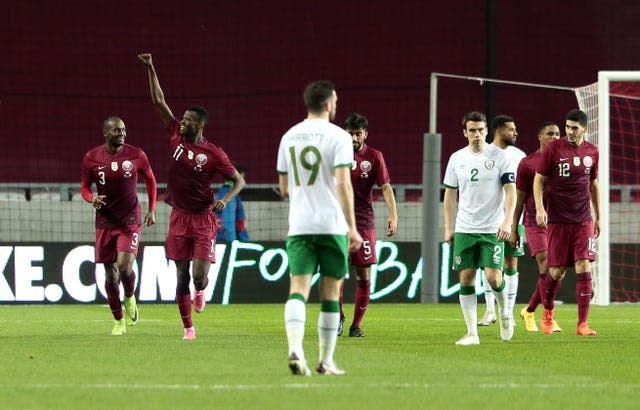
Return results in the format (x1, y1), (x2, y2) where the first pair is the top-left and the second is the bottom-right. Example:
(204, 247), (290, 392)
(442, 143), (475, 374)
(585, 71), (640, 305)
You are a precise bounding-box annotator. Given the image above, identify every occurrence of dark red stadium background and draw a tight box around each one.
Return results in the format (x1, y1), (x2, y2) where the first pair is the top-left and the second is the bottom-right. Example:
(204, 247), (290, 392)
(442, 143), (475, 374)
(1, 1), (638, 185)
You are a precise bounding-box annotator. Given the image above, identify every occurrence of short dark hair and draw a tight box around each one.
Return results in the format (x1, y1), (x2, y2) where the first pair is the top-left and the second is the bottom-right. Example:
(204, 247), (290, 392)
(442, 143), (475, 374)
(344, 113), (368, 130)
(566, 109), (588, 127)
(186, 106), (209, 126)
(491, 115), (514, 134)
(537, 121), (558, 135)
(462, 111), (486, 129)
(303, 81), (335, 114)
(103, 116), (123, 131)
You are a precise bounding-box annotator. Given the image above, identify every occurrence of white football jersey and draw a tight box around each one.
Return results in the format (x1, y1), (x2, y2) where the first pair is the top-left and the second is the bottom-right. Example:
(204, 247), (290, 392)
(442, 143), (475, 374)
(443, 144), (515, 233)
(277, 119), (353, 236)
(504, 145), (526, 174)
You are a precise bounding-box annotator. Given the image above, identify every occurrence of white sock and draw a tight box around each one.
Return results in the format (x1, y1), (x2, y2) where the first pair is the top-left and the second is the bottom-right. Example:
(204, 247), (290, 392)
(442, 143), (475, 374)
(492, 280), (509, 318)
(284, 299), (306, 357)
(482, 271), (495, 313)
(459, 293), (478, 336)
(504, 272), (519, 318)
(318, 311), (339, 366)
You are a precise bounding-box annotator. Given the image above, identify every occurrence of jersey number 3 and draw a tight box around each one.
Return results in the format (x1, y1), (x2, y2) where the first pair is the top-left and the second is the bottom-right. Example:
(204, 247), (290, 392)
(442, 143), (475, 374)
(289, 146), (321, 186)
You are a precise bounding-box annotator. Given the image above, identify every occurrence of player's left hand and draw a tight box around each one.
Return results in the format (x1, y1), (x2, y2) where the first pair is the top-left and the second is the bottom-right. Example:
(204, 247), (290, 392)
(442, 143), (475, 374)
(144, 209), (156, 227)
(386, 217), (398, 237)
(594, 219), (600, 239)
(213, 199), (227, 212)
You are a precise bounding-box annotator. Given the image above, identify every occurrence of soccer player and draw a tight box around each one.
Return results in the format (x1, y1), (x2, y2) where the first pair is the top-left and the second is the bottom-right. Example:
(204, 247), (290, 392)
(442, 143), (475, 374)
(534, 109), (600, 336)
(216, 163), (249, 242)
(138, 53), (246, 340)
(81, 116), (157, 336)
(443, 111), (516, 346)
(338, 113), (398, 338)
(277, 81), (363, 376)
(512, 121), (562, 332)
(479, 115), (526, 327)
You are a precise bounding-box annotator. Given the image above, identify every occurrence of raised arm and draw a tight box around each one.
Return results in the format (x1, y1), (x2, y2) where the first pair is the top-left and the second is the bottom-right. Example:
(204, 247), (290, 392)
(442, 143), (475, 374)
(138, 53), (174, 127)
(335, 165), (363, 253)
(380, 183), (398, 237)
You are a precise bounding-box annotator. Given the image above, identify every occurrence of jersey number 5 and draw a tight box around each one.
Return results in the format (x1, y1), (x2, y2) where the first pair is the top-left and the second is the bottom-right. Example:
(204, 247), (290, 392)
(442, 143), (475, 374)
(289, 146), (321, 186)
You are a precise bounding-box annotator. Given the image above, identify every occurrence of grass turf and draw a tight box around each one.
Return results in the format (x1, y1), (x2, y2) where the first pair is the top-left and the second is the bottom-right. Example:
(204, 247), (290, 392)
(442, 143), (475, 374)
(0, 303), (638, 409)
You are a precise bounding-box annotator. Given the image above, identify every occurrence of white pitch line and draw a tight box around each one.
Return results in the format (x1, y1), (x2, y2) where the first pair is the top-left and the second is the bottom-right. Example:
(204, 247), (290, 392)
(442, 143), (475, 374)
(0, 382), (636, 391)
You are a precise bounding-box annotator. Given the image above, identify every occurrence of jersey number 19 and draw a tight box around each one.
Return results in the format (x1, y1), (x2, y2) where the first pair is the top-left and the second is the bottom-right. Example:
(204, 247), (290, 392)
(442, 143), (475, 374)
(289, 146), (321, 186)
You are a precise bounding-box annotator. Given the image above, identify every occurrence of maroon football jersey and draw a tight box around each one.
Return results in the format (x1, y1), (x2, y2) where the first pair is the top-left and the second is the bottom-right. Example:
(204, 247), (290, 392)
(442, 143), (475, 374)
(165, 120), (236, 213)
(537, 138), (599, 224)
(351, 144), (391, 230)
(81, 144), (151, 229)
(516, 151), (543, 227)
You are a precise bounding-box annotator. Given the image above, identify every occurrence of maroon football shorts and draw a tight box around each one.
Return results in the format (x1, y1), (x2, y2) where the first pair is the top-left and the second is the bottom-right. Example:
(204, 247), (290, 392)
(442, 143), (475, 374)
(166, 208), (216, 263)
(525, 224), (548, 258)
(350, 227), (377, 266)
(547, 221), (596, 267)
(95, 224), (142, 263)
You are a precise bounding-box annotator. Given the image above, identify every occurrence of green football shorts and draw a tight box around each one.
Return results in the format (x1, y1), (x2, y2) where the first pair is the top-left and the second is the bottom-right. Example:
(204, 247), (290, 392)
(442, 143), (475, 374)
(287, 234), (349, 279)
(453, 232), (505, 270)
(505, 224), (525, 257)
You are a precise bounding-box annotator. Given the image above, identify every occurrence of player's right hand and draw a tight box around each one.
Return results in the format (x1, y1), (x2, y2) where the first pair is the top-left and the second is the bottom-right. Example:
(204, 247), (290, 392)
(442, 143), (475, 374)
(536, 209), (548, 228)
(348, 228), (363, 253)
(138, 53), (153, 66)
(444, 227), (454, 245)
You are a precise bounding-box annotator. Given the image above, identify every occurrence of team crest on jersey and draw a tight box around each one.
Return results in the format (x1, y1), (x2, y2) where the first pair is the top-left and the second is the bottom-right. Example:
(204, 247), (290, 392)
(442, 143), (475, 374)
(194, 153), (208, 172)
(484, 160), (495, 170)
(111, 161), (118, 172)
(573, 157), (581, 167)
(360, 160), (372, 178)
(583, 156), (593, 167)
(122, 160), (133, 178)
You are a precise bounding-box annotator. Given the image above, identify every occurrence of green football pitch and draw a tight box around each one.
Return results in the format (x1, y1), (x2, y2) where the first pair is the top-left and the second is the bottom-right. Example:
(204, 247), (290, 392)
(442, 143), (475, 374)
(1, 303), (638, 409)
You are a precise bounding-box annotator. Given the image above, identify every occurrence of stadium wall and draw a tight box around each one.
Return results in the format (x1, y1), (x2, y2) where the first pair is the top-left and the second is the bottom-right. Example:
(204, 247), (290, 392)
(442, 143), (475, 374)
(2, 1), (639, 185)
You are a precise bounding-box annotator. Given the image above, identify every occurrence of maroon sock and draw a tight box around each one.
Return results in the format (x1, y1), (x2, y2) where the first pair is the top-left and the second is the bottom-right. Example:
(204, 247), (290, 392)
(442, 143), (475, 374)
(105, 280), (123, 320)
(339, 281), (345, 319)
(542, 274), (561, 311)
(351, 280), (370, 329)
(176, 288), (193, 328)
(121, 271), (136, 298)
(527, 273), (546, 312)
(576, 272), (593, 324)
